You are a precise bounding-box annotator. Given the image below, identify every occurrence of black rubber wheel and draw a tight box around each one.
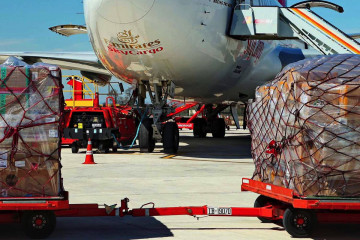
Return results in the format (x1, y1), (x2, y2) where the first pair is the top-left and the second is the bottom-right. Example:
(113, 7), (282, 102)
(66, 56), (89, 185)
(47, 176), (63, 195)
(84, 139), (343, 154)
(163, 122), (180, 154)
(98, 142), (109, 153)
(139, 118), (156, 153)
(71, 142), (79, 154)
(211, 118), (226, 138)
(193, 118), (207, 138)
(254, 195), (279, 223)
(283, 208), (316, 238)
(21, 211), (56, 239)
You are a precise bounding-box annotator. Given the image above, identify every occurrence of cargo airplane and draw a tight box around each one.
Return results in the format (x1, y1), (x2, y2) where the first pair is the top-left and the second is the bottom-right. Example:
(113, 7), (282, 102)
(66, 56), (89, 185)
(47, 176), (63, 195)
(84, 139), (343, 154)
(0, 0), (359, 154)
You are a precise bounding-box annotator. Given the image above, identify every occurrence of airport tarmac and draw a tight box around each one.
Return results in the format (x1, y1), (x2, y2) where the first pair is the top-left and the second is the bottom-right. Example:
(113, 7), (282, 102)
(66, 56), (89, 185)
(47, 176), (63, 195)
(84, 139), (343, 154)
(1, 129), (358, 239)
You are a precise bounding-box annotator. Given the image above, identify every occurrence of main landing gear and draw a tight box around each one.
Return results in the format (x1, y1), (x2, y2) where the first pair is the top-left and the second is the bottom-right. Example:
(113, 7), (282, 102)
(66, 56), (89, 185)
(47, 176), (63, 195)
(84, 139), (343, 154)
(136, 80), (179, 154)
(193, 104), (228, 139)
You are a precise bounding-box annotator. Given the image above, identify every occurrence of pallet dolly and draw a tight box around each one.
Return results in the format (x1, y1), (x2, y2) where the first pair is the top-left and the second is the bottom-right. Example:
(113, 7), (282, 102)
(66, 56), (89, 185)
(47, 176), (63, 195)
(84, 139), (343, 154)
(1, 179), (359, 238)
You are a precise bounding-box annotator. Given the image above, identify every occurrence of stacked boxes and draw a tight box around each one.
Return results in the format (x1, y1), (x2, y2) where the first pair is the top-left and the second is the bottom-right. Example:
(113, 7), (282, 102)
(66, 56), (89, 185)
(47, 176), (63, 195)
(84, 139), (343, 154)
(247, 54), (360, 197)
(0, 57), (63, 197)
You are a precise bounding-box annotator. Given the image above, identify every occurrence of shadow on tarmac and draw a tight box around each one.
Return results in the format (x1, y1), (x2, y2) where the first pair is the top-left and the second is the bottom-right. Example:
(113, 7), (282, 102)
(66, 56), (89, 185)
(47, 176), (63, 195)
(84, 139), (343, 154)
(175, 132), (252, 160)
(312, 224), (360, 240)
(2, 215), (358, 239)
(0, 216), (173, 240)
(64, 130), (252, 160)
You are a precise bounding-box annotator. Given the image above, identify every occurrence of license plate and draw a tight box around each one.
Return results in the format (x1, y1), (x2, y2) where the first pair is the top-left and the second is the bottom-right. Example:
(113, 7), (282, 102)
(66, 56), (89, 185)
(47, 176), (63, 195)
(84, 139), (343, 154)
(207, 207), (232, 215)
(92, 123), (102, 128)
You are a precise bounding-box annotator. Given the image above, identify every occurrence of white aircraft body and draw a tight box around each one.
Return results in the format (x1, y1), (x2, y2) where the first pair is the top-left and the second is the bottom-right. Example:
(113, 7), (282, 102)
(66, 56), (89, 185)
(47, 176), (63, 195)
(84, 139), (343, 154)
(84, 0), (301, 102)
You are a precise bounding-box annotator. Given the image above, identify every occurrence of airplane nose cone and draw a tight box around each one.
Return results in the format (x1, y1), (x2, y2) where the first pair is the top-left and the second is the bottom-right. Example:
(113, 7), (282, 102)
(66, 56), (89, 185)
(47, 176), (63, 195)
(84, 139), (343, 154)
(97, 0), (155, 24)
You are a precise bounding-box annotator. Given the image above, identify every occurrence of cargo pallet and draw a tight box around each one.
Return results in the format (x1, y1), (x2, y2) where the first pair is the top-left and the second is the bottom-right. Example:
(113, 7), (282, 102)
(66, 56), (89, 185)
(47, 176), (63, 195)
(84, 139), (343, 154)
(2, 178), (360, 238)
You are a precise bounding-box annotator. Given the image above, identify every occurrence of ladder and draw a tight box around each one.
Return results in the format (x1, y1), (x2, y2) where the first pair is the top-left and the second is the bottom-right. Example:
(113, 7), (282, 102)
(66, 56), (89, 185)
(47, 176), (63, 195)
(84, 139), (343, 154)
(229, 5), (360, 55)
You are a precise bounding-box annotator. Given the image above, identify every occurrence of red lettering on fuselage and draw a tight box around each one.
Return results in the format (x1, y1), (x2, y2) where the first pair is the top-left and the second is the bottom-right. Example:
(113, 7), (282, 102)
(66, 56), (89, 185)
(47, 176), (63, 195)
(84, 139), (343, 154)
(243, 40), (265, 63)
(108, 44), (164, 55)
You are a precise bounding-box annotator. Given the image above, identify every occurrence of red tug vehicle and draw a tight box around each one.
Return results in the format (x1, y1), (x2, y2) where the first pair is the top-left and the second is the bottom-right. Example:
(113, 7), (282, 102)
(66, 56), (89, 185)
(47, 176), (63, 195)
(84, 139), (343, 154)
(62, 76), (137, 153)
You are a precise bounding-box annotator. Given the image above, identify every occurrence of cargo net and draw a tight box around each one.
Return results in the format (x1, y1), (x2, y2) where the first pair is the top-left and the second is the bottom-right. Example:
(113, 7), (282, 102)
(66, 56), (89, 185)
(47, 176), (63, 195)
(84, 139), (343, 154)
(247, 54), (360, 197)
(0, 57), (64, 198)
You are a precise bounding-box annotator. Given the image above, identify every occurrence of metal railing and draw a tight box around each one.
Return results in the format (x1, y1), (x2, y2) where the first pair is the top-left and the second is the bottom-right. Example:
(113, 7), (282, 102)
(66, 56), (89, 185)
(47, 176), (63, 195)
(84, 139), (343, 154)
(63, 75), (98, 108)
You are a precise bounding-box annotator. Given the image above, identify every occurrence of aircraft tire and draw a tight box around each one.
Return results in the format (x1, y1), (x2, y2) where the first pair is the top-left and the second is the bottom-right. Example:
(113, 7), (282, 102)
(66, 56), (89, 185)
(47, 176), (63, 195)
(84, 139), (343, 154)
(211, 118), (226, 138)
(139, 118), (155, 153)
(193, 118), (207, 138)
(163, 122), (179, 154)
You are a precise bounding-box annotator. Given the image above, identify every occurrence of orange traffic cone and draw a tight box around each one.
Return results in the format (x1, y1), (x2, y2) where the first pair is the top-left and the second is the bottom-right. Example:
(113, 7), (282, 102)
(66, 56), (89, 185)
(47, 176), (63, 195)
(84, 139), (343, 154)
(83, 138), (96, 164)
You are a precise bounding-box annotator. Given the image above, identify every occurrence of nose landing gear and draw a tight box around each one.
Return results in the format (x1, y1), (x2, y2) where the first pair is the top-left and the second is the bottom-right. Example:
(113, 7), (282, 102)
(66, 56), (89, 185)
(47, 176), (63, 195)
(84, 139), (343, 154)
(136, 80), (180, 154)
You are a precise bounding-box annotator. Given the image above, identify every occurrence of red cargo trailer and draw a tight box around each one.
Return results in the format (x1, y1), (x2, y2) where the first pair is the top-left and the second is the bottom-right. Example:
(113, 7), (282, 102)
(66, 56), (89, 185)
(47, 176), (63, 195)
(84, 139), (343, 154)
(3, 178), (360, 238)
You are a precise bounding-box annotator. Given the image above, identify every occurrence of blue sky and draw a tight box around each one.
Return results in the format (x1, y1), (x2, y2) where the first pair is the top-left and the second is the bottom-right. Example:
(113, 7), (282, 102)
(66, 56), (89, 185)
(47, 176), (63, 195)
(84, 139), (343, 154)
(0, 0), (358, 95)
(0, 1), (90, 52)
(0, 0), (358, 52)
(287, 0), (360, 34)
(0, 1), (92, 97)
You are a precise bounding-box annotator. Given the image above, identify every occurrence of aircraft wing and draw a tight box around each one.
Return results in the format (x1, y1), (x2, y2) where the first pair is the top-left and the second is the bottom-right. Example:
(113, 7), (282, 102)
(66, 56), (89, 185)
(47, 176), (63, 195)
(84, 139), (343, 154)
(0, 52), (107, 74)
(0, 51), (112, 83)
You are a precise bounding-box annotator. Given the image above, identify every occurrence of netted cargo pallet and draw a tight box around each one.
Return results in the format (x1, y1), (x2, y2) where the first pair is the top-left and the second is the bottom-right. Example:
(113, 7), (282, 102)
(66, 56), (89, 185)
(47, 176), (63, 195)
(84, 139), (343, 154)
(0, 57), (64, 197)
(247, 54), (360, 197)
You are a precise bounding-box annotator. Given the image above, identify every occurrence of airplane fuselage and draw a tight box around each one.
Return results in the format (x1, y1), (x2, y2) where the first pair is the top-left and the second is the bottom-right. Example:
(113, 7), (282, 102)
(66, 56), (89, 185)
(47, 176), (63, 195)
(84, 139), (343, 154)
(84, 0), (303, 102)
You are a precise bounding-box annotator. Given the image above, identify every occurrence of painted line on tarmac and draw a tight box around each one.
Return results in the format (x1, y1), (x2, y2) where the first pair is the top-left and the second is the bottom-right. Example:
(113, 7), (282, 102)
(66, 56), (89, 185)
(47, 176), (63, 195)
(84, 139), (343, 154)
(162, 154), (176, 159)
(106, 152), (164, 155)
(163, 157), (251, 164)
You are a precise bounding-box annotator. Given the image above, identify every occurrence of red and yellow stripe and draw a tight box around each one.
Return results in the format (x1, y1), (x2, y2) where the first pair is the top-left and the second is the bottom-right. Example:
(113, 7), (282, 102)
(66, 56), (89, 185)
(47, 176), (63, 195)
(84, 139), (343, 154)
(292, 8), (360, 54)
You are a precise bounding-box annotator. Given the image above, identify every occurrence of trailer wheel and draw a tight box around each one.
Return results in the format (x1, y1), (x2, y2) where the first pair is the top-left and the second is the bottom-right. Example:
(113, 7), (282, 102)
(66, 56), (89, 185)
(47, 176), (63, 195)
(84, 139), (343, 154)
(163, 122), (180, 154)
(211, 118), (226, 138)
(139, 118), (155, 153)
(193, 118), (207, 138)
(71, 142), (79, 154)
(254, 195), (279, 223)
(283, 208), (316, 238)
(21, 211), (56, 239)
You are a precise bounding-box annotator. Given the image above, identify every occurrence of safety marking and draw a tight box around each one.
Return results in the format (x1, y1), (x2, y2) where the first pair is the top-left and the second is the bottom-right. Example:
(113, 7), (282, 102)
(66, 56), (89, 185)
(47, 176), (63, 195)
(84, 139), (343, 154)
(162, 155), (176, 159)
(292, 8), (360, 54)
(145, 209), (150, 217)
(105, 152), (165, 156)
(163, 157), (252, 164)
(115, 208), (120, 216)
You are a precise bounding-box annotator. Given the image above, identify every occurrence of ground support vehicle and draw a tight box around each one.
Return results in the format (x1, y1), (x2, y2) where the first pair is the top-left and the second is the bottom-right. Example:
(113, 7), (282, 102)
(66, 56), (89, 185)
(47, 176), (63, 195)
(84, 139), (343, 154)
(62, 76), (137, 153)
(4, 178), (360, 238)
(63, 102), (136, 153)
